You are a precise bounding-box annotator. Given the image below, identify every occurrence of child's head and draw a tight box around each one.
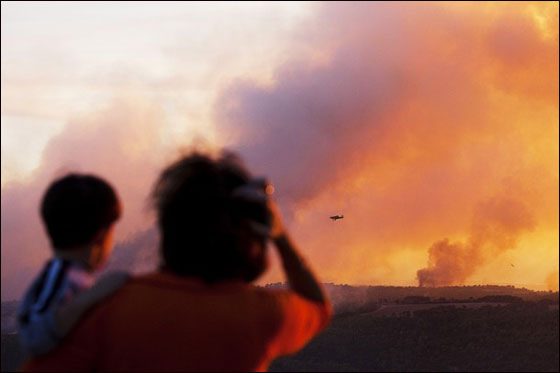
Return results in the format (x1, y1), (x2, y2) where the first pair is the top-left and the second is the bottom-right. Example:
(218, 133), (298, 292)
(41, 174), (121, 270)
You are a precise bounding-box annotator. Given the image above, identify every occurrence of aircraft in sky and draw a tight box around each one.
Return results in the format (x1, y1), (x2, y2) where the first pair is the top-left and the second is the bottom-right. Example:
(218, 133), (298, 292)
(330, 215), (344, 221)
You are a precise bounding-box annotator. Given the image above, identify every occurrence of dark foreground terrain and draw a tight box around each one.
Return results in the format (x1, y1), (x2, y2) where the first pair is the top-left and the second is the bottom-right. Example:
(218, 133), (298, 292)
(2, 285), (558, 372)
(270, 302), (559, 372)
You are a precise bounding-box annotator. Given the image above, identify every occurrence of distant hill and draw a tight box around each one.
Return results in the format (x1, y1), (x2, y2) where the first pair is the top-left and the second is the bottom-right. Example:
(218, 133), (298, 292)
(265, 282), (559, 315)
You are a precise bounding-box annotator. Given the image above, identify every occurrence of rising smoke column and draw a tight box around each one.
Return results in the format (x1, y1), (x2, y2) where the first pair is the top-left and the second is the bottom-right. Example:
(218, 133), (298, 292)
(216, 2), (558, 287)
(417, 197), (535, 287)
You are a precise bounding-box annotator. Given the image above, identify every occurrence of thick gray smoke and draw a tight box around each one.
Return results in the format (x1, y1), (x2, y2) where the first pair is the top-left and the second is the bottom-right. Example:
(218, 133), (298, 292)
(215, 42), (404, 206)
(417, 197), (535, 287)
(214, 2), (557, 288)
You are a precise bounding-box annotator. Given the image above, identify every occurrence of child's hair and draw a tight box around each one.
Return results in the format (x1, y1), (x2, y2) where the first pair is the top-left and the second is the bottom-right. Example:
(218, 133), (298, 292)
(41, 173), (121, 250)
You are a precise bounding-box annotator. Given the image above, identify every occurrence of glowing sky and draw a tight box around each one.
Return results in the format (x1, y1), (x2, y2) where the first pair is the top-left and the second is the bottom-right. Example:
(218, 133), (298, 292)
(1, 1), (315, 184)
(1, 2), (558, 300)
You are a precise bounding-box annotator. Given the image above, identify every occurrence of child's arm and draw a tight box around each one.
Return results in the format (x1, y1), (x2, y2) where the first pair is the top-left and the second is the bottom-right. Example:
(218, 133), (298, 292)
(53, 271), (130, 336)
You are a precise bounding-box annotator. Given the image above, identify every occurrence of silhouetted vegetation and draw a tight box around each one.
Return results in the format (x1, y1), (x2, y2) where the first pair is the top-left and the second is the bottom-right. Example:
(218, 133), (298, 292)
(270, 302), (559, 372)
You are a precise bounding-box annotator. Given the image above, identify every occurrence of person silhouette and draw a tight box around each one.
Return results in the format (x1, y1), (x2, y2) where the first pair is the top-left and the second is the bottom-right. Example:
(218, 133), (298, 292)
(22, 151), (331, 372)
(18, 174), (129, 357)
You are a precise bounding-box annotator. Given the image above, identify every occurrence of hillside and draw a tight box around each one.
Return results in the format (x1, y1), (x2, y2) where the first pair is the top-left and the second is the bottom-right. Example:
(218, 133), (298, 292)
(270, 302), (559, 372)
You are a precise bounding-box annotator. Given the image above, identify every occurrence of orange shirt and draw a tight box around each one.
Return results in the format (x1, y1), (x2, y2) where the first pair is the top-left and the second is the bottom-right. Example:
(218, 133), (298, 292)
(22, 272), (331, 372)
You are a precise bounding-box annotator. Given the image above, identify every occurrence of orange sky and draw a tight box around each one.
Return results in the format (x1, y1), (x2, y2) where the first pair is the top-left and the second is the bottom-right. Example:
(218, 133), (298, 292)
(1, 2), (558, 300)
(221, 2), (559, 290)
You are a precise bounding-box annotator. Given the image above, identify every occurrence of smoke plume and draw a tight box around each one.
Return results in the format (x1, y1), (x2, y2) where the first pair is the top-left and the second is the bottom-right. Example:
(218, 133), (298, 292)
(417, 197), (535, 287)
(216, 2), (558, 287)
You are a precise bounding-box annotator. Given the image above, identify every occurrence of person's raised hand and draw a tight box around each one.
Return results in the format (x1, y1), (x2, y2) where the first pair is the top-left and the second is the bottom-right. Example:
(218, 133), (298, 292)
(231, 178), (285, 240)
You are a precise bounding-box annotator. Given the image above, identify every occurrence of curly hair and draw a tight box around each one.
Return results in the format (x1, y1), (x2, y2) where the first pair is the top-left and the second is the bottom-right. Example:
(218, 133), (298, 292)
(152, 151), (268, 283)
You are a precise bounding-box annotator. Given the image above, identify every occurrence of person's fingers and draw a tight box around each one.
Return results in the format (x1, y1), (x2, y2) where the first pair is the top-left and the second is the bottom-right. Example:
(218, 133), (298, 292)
(231, 178), (283, 238)
(251, 178), (274, 195)
(264, 184), (275, 196)
(249, 177), (269, 189)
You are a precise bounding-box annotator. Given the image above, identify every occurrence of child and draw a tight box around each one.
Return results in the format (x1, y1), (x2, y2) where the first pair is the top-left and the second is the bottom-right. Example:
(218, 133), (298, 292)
(17, 173), (129, 356)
